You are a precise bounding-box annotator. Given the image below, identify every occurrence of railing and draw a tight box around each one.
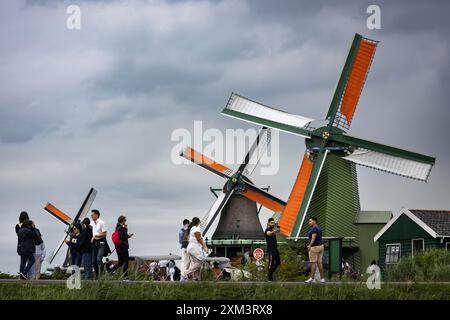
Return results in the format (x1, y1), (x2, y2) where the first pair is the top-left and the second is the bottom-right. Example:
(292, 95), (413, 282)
(206, 239), (267, 246)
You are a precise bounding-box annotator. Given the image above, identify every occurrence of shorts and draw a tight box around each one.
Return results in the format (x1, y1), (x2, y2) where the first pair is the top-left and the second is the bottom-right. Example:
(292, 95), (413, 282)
(309, 245), (324, 263)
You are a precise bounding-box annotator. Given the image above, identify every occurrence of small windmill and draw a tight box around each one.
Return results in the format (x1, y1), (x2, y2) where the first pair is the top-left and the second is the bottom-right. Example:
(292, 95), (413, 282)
(43, 187), (97, 265)
(221, 34), (436, 239)
(180, 127), (286, 238)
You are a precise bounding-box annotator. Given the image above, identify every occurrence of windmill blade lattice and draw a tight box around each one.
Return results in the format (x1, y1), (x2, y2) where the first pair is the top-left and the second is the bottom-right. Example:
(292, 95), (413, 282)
(242, 128), (272, 177)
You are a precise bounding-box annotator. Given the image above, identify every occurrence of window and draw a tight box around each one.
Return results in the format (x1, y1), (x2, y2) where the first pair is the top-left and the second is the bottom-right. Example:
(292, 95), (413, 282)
(446, 243), (450, 252)
(412, 239), (424, 256)
(385, 244), (401, 264)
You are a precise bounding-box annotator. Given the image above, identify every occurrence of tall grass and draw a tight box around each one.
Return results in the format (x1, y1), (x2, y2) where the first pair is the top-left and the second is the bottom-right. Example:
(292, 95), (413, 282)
(386, 249), (450, 282)
(0, 282), (449, 300)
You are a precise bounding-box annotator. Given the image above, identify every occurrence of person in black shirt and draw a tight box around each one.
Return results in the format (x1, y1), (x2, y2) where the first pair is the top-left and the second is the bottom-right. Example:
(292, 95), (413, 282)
(179, 219), (189, 281)
(65, 223), (82, 267)
(17, 219), (39, 279)
(265, 218), (281, 281)
(114, 215), (134, 279)
(80, 218), (94, 280)
(15, 211), (30, 278)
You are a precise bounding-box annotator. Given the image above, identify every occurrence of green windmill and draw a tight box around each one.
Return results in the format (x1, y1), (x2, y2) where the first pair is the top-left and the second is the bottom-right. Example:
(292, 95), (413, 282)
(221, 34), (436, 269)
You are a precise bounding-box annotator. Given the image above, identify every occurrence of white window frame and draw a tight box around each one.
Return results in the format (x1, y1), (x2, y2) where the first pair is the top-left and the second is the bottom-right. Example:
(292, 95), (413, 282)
(411, 238), (424, 256)
(385, 243), (401, 264)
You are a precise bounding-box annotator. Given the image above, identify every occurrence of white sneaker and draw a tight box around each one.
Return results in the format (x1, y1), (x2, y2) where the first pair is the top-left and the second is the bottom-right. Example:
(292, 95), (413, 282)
(304, 278), (315, 284)
(18, 272), (28, 280)
(320, 278), (326, 284)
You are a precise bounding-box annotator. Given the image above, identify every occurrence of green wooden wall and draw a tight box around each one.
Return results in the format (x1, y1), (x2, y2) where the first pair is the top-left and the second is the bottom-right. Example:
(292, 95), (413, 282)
(378, 214), (430, 241)
(299, 154), (360, 244)
(377, 213), (447, 267)
(356, 223), (385, 271)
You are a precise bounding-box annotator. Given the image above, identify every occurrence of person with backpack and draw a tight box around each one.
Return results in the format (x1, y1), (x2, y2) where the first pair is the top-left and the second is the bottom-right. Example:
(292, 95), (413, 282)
(16, 211), (30, 279)
(80, 218), (93, 280)
(179, 219), (189, 281)
(65, 223), (82, 267)
(112, 215), (133, 279)
(17, 220), (39, 280)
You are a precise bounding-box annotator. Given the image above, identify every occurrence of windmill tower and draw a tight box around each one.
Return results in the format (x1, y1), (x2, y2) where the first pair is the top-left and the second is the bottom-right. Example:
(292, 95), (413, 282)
(211, 193), (263, 240)
(221, 34), (436, 269)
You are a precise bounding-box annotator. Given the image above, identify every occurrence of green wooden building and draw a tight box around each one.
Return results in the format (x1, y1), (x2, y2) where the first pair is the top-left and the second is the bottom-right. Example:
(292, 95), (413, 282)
(374, 208), (450, 268)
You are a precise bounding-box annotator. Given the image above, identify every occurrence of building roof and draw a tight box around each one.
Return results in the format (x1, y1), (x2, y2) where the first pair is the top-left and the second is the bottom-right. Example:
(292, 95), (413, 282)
(355, 211), (392, 224)
(409, 210), (450, 237)
(374, 208), (450, 242)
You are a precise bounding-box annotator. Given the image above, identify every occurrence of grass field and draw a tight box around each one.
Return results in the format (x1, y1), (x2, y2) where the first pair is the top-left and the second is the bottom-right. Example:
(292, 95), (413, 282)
(1, 281), (449, 300)
(2, 249), (449, 300)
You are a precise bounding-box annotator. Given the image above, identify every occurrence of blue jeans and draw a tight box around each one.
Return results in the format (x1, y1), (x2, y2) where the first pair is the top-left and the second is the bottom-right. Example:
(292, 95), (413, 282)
(71, 252), (82, 267)
(27, 253), (37, 279)
(92, 242), (105, 277)
(20, 253), (35, 275)
(82, 252), (93, 280)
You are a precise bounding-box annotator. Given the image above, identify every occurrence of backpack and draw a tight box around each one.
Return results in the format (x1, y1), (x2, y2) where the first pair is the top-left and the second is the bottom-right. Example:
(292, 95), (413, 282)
(111, 229), (123, 247)
(181, 228), (189, 249)
(34, 228), (43, 246)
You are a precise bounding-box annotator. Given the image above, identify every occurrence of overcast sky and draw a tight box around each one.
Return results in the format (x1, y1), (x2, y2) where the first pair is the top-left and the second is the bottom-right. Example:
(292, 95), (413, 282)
(1, 0), (449, 274)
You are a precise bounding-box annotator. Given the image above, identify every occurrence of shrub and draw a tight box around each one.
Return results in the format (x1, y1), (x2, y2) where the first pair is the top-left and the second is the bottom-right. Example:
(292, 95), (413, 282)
(385, 256), (416, 281)
(386, 249), (450, 282)
(0, 272), (16, 280)
(275, 245), (305, 281)
(228, 244), (307, 282)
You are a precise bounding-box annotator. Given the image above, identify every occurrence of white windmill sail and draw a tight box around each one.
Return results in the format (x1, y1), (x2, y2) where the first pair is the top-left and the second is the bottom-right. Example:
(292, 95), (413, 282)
(343, 148), (433, 182)
(200, 192), (227, 231)
(223, 93), (314, 137)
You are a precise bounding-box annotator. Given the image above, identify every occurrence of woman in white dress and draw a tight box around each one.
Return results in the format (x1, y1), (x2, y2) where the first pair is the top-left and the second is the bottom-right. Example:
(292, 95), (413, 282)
(184, 217), (208, 281)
